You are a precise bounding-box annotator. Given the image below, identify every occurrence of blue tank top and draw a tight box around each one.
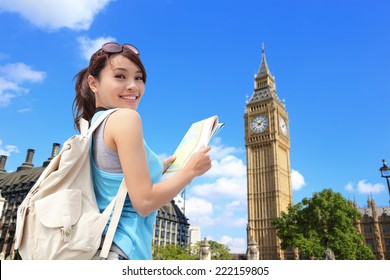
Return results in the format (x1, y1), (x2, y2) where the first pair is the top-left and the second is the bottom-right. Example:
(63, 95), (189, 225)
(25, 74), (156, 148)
(90, 110), (163, 260)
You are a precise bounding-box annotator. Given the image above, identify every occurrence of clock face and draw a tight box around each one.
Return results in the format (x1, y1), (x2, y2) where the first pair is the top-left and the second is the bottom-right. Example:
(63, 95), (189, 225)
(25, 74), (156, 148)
(279, 116), (288, 136)
(250, 115), (268, 133)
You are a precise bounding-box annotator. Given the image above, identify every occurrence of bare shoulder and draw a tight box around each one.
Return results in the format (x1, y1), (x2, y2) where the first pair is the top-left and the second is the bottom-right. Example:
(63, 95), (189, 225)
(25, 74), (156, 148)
(106, 109), (142, 130)
(110, 108), (141, 122)
(104, 109), (144, 148)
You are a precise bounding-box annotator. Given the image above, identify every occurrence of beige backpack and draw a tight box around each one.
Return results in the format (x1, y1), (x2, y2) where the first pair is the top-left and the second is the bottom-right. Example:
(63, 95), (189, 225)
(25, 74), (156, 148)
(15, 109), (126, 259)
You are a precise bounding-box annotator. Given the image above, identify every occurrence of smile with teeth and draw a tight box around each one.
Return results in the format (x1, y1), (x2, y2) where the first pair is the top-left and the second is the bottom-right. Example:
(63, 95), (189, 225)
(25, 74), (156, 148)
(120, 95), (138, 100)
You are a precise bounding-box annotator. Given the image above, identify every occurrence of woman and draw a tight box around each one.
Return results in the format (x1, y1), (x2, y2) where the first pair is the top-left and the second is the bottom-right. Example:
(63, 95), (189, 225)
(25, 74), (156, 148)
(73, 42), (211, 260)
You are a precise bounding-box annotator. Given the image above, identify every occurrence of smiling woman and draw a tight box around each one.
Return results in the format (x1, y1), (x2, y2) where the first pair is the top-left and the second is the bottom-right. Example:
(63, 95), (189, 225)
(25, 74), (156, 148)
(88, 55), (145, 110)
(73, 42), (147, 127)
(72, 42), (212, 260)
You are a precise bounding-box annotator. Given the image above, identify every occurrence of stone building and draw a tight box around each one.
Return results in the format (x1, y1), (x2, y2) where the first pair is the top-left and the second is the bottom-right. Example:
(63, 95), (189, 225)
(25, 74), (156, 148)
(0, 145), (189, 260)
(244, 44), (293, 259)
(355, 197), (390, 259)
(153, 200), (190, 247)
(188, 225), (201, 246)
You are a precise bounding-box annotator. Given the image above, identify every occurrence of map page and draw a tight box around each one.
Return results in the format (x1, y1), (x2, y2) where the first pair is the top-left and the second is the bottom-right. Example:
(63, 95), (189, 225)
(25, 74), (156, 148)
(162, 116), (224, 179)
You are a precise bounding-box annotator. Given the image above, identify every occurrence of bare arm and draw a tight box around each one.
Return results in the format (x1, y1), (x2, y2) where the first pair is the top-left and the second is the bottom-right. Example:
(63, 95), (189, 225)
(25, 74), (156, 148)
(104, 109), (211, 217)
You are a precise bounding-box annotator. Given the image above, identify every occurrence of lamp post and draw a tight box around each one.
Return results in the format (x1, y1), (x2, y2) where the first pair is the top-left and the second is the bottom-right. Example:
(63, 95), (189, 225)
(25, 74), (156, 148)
(379, 159), (390, 204)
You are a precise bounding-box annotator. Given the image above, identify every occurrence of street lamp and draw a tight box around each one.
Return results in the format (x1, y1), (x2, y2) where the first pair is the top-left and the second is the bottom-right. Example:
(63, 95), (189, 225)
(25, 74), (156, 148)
(379, 159), (390, 203)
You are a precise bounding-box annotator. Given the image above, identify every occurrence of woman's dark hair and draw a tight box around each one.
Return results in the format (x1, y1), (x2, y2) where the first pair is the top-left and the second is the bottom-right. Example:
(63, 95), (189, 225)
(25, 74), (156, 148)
(72, 46), (147, 131)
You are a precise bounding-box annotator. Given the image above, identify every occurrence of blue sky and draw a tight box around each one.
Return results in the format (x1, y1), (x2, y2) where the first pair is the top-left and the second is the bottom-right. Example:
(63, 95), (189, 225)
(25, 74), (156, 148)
(0, 0), (389, 254)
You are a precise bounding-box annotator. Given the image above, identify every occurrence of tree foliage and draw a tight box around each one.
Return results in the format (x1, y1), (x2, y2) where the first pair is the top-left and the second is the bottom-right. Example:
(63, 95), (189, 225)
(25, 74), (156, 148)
(272, 189), (375, 260)
(152, 240), (232, 260)
(192, 240), (232, 260)
(153, 244), (197, 260)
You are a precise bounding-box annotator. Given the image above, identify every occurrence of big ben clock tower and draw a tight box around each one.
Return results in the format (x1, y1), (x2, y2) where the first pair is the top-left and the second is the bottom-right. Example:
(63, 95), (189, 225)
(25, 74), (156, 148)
(245, 44), (293, 260)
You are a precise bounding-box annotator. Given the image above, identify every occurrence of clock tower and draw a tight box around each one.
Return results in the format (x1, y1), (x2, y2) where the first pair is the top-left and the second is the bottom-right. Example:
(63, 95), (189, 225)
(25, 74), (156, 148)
(244, 44), (293, 259)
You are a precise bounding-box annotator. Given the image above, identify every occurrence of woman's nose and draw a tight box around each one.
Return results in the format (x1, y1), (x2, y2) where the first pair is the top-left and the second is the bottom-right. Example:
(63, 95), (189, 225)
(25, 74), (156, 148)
(127, 80), (137, 90)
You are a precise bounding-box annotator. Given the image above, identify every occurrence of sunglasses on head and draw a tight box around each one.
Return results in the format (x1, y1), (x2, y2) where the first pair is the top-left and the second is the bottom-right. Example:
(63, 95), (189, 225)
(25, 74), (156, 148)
(101, 42), (140, 56)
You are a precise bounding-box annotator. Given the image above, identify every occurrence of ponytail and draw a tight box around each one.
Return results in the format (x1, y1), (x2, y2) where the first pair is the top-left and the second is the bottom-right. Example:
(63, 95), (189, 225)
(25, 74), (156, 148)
(72, 67), (96, 131)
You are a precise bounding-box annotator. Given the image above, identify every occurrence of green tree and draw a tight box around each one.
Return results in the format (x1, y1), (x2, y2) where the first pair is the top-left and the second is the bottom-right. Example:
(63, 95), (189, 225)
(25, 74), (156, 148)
(272, 189), (375, 260)
(192, 240), (232, 260)
(209, 240), (232, 260)
(153, 244), (197, 260)
(152, 240), (232, 260)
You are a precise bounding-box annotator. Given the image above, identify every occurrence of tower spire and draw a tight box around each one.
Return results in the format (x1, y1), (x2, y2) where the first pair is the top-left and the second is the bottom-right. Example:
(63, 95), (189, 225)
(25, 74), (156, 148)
(248, 42), (279, 104)
(256, 43), (273, 79)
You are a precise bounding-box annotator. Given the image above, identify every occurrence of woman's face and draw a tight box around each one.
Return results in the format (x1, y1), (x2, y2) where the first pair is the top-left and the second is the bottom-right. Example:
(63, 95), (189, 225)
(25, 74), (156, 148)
(88, 54), (145, 110)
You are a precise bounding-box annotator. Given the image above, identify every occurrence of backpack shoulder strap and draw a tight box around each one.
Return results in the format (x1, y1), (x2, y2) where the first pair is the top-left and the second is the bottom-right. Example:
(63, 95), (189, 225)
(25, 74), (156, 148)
(83, 108), (127, 259)
(80, 108), (120, 138)
(99, 180), (127, 259)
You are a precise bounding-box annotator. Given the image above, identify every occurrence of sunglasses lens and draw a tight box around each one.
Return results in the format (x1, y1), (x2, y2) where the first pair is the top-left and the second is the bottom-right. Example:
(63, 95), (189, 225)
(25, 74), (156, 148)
(101, 42), (140, 56)
(123, 44), (140, 55)
(102, 42), (122, 53)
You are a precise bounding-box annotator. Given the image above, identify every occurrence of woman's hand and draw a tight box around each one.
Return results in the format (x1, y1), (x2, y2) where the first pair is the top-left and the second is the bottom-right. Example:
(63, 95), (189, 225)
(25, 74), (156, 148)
(162, 155), (176, 173)
(183, 146), (212, 177)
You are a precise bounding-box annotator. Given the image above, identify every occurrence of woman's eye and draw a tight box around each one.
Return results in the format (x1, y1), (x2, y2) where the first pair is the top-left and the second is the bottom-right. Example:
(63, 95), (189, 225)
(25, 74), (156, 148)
(115, 74), (125, 79)
(135, 76), (144, 81)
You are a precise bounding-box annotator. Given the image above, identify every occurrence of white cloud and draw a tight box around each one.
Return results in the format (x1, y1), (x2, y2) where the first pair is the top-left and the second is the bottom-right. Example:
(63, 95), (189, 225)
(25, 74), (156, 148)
(0, 63), (45, 107)
(210, 137), (243, 160)
(0, 0), (113, 31)
(0, 140), (19, 157)
(0, 77), (20, 107)
(207, 155), (246, 178)
(186, 197), (213, 216)
(191, 176), (247, 200)
(192, 147), (247, 198)
(357, 180), (385, 194)
(291, 169), (306, 190)
(185, 197), (215, 227)
(0, 63), (45, 83)
(218, 236), (246, 254)
(344, 180), (385, 194)
(77, 36), (116, 61)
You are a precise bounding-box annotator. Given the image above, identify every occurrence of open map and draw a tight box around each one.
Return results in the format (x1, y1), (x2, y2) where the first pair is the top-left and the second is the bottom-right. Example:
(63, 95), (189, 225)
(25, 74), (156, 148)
(163, 116), (224, 179)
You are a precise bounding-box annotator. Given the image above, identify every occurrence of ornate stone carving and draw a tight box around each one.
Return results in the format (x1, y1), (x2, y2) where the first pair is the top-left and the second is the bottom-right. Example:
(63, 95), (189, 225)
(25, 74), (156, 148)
(325, 248), (335, 260)
(199, 238), (211, 260)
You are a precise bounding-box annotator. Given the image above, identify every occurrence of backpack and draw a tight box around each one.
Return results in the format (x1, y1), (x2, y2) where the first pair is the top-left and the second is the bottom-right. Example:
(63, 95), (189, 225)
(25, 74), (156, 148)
(15, 108), (127, 260)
